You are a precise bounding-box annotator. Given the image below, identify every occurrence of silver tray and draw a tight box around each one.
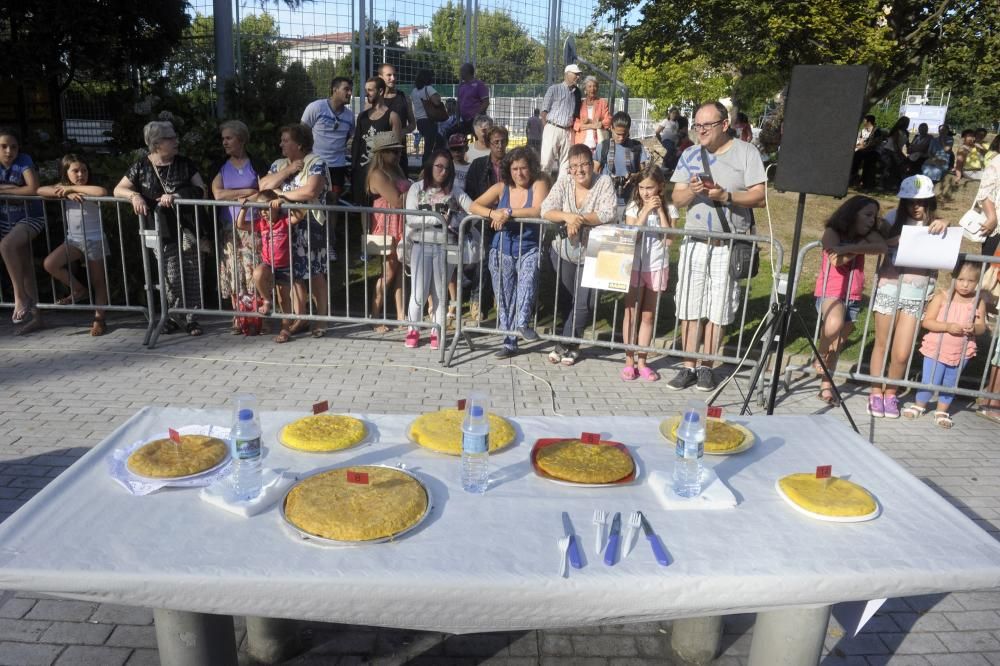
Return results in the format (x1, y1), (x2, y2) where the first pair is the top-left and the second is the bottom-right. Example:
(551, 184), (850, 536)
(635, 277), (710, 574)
(280, 463), (433, 546)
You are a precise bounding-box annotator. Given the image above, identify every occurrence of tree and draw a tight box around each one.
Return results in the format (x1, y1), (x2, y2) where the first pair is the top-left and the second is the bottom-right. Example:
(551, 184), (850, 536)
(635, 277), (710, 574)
(620, 53), (732, 113)
(607, 0), (983, 113)
(0, 0), (189, 138)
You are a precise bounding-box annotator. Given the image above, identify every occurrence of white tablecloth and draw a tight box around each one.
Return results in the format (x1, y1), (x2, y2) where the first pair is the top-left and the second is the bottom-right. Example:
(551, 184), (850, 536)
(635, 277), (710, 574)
(0, 407), (999, 634)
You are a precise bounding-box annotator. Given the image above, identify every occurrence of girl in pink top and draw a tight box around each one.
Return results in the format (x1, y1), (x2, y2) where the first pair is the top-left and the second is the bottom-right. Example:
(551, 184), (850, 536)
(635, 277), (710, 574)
(902, 262), (987, 428)
(813, 195), (886, 404)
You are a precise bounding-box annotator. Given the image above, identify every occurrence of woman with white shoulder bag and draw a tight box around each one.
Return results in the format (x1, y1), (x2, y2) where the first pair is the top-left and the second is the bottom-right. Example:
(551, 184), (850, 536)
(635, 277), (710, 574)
(403, 149), (473, 350)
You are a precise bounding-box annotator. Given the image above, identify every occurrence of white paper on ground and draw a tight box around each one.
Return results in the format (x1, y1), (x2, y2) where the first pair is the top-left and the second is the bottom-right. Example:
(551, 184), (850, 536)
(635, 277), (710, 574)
(649, 468), (738, 510)
(893, 226), (963, 270)
(199, 468), (298, 517)
(106, 424), (232, 495)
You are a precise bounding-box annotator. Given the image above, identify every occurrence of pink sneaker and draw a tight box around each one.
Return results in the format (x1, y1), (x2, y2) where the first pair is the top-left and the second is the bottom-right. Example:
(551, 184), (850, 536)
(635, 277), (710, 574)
(883, 394), (900, 419)
(404, 330), (419, 348)
(867, 394), (884, 417)
(429, 331), (439, 349)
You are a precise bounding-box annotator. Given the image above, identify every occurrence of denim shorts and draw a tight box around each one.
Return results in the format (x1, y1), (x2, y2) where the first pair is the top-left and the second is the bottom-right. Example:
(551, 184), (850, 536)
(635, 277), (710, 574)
(815, 297), (862, 323)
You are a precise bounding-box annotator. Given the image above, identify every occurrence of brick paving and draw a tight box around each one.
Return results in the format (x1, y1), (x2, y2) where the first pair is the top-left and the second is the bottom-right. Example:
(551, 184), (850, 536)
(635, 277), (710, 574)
(0, 310), (998, 665)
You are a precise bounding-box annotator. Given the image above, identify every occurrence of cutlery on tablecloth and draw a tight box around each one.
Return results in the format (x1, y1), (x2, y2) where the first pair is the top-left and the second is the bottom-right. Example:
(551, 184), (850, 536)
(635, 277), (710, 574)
(623, 511), (641, 559)
(558, 537), (570, 577)
(593, 508), (608, 555)
(562, 512), (583, 569)
(603, 512), (622, 566)
(639, 512), (670, 566)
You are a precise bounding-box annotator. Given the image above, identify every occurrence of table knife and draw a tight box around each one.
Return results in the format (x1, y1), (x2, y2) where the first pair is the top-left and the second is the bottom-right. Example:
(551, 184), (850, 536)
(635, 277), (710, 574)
(562, 512), (583, 569)
(639, 512), (670, 566)
(603, 512), (621, 566)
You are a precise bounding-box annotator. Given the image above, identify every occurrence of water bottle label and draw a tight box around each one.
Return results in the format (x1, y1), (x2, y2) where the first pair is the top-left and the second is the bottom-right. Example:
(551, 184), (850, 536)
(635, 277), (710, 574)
(463, 432), (488, 454)
(676, 436), (703, 459)
(234, 436), (261, 460)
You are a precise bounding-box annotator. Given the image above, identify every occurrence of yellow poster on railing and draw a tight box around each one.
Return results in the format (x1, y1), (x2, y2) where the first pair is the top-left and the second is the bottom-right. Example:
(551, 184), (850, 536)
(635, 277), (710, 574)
(580, 226), (638, 293)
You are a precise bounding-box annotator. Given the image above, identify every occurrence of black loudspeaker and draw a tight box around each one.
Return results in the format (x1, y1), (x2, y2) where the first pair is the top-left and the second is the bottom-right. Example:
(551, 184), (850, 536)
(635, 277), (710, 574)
(774, 65), (869, 197)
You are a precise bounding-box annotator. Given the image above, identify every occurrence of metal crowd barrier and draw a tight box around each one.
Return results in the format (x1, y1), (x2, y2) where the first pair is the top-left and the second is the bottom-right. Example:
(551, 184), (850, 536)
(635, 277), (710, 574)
(0, 194), (156, 340)
(445, 215), (785, 379)
(785, 240), (1000, 402)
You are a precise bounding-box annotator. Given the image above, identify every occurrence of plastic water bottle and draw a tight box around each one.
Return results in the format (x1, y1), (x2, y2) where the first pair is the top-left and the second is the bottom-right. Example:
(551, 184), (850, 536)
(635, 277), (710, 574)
(673, 401), (705, 498)
(461, 392), (490, 494)
(231, 396), (262, 501)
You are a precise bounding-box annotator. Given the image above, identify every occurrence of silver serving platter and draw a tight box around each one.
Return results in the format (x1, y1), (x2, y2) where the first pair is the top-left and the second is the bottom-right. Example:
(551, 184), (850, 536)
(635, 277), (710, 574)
(280, 463), (433, 546)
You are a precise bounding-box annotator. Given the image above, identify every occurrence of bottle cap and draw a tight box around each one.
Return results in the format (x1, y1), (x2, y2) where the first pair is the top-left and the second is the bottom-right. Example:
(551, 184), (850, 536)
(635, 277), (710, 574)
(238, 408), (253, 420)
(470, 405), (484, 417)
(683, 410), (700, 424)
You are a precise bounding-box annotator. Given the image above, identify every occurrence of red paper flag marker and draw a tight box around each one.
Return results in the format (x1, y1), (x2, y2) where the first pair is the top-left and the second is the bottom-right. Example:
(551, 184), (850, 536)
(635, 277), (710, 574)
(346, 470), (370, 484)
(707, 406), (723, 419)
(168, 428), (181, 443)
(815, 465), (832, 479)
(581, 432), (600, 444)
(312, 400), (329, 415)
(457, 399), (467, 410)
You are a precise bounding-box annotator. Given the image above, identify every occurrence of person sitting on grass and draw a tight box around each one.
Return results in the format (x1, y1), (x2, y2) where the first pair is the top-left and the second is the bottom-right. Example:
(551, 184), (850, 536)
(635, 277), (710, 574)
(38, 154), (110, 336)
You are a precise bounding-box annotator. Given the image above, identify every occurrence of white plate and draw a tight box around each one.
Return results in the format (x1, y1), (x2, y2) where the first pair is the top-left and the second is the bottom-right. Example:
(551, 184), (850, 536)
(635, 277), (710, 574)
(277, 415), (372, 453)
(126, 433), (232, 482)
(774, 479), (881, 523)
(280, 464), (433, 546)
(659, 417), (756, 456)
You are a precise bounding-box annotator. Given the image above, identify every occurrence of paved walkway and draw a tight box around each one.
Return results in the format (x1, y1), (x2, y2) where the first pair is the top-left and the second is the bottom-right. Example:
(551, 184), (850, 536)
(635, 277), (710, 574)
(0, 311), (998, 665)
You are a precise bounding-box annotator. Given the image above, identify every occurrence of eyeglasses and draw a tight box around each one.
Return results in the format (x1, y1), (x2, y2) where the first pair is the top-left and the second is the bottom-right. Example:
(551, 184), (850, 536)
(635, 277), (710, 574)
(432, 163), (449, 170)
(691, 120), (725, 132)
(568, 162), (591, 172)
(490, 139), (507, 147)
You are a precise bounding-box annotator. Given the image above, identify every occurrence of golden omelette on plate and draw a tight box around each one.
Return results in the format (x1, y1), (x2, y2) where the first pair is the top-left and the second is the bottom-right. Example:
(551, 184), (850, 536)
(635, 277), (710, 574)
(283, 466), (428, 541)
(280, 414), (367, 452)
(409, 408), (515, 455)
(126, 434), (228, 479)
(777, 473), (877, 518)
(535, 439), (635, 484)
(661, 416), (749, 453)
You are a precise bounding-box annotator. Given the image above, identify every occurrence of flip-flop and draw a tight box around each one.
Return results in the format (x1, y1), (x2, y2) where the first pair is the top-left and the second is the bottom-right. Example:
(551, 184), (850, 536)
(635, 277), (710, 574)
(638, 366), (660, 382)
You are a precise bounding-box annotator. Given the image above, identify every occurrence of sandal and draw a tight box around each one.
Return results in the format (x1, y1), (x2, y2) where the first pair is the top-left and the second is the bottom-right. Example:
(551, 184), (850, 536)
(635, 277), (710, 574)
(90, 318), (106, 337)
(373, 324), (390, 334)
(273, 328), (292, 344)
(11, 300), (34, 324)
(638, 366), (660, 382)
(288, 320), (309, 335)
(901, 404), (927, 420)
(933, 411), (954, 429)
(620, 366), (638, 381)
(185, 320), (203, 337)
(311, 324), (327, 338)
(56, 292), (89, 306)
(975, 408), (1000, 425)
(817, 385), (840, 406)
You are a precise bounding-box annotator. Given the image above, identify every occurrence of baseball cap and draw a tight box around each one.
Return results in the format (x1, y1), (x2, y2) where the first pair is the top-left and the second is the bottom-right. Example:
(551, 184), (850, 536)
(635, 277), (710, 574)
(564, 64), (582, 74)
(448, 133), (468, 148)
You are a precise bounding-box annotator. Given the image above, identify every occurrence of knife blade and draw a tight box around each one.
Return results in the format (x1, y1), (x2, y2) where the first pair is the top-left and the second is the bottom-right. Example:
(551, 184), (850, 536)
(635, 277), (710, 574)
(562, 512), (583, 569)
(603, 512), (621, 566)
(639, 512), (670, 566)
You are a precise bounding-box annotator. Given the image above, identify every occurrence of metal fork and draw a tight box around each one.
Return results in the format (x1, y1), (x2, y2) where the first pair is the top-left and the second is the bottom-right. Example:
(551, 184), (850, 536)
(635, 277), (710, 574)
(592, 509), (608, 555)
(623, 511), (642, 559)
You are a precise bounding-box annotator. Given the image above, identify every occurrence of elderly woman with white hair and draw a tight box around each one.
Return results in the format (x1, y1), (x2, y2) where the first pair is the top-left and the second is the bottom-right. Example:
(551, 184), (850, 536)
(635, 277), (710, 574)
(573, 76), (611, 155)
(114, 120), (208, 336)
(211, 119), (265, 332)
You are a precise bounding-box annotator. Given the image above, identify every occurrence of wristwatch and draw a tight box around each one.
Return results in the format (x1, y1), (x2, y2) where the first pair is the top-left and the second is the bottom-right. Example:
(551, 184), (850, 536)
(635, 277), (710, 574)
(726, 191), (733, 204)
(505, 207), (513, 217)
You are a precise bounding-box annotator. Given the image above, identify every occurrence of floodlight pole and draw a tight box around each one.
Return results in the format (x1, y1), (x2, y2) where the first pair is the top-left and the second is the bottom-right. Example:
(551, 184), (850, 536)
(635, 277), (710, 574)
(213, 0), (235, 118)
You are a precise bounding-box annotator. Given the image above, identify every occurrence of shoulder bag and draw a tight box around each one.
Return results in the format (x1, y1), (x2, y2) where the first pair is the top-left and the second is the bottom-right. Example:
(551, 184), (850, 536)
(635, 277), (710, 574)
(422, 89), (448, 122)
(701, 147), (759, 280)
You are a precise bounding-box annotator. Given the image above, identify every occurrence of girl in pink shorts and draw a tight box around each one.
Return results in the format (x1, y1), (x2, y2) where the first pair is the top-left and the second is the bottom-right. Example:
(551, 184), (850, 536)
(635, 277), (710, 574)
(621, 166), (675, 381)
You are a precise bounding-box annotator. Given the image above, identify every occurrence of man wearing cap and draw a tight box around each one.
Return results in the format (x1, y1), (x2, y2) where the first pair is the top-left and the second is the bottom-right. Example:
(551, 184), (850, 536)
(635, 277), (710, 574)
(301, 76), (355, 198)
(448, 133), (471, 194)
(539, 65), (582, 176)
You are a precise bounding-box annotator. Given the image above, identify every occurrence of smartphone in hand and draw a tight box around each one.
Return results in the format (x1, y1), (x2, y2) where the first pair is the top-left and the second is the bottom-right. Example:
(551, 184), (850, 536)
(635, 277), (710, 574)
(698, 174), (716, 189)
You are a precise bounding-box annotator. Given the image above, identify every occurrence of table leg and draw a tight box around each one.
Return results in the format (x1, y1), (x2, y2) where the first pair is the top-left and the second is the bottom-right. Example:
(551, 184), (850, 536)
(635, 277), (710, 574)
(153, 608), (238, 666)
(670, 615), (723, 664)
(246, 616), (303, 663)
(748, 605), (831, 666)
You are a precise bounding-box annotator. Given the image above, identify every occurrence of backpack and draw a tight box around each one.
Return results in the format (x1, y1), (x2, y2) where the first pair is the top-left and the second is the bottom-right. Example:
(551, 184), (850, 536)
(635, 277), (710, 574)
(597, 139), (644, 176)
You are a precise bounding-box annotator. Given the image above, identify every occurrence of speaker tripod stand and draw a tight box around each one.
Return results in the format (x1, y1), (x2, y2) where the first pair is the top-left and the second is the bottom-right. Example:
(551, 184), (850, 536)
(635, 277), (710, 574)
(707, 192), (859, 434)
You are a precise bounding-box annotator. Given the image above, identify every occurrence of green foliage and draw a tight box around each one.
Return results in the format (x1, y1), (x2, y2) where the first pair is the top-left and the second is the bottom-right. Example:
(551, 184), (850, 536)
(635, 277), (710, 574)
(620, 53), (731, 114)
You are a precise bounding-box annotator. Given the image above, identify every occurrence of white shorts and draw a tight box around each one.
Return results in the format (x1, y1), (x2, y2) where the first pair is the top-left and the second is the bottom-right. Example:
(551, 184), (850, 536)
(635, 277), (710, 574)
(67, 236), (109, 262)
(674, 240), (741, 325)
(540, 123), (572, 175)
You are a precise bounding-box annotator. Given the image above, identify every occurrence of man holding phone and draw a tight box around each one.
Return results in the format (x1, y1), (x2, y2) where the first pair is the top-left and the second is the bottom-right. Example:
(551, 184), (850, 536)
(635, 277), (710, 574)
(668, 101), (767, 391)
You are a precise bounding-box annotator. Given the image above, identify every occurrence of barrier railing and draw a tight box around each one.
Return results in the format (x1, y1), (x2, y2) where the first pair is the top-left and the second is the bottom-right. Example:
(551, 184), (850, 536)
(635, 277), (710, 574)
(785, 240), (1000, 403)
(0, 194), (156, 341)
(445, 215), (785, 380)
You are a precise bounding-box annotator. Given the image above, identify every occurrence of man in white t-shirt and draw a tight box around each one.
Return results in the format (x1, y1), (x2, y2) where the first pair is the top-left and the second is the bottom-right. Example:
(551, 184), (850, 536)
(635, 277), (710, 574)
(668, 101), (767, 391)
